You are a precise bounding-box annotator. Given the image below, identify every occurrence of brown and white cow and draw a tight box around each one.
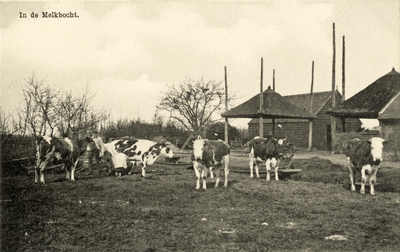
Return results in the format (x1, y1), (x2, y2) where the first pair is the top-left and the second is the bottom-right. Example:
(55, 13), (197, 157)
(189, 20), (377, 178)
(343, 137), (386, 195)
(35, 136), (96, 184)
(247, 136), (286, 181)
(191, 137), (230, 190)
(104, 139), (174, 177)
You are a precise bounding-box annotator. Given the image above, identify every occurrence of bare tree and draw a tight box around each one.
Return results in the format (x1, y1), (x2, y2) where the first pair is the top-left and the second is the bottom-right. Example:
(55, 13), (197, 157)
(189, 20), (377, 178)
(55, 87), (108, 138)
(157, 78), (234, 137)
(17, 74), (58, 138)
(16, 73), (108, 140)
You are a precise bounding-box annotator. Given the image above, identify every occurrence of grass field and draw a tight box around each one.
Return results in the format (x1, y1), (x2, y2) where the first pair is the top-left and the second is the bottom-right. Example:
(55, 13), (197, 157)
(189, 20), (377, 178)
(1, 151), (400, 251)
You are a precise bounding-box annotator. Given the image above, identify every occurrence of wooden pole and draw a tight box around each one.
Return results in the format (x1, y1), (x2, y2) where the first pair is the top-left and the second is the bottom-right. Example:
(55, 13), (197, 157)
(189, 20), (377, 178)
(308, 61), (314, 151)
(224, 66), (229, 143)
(272, 69), (275, 136)
(259, 58), (264, 138)
(342, 35), (345, 102)
(331, 23), (336, 153)
(341, 35), (346, 132)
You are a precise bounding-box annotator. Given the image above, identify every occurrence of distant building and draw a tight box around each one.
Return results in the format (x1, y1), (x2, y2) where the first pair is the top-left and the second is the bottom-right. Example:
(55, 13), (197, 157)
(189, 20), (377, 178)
(248, 90), (361, 150)
(328, 68), (400, 156)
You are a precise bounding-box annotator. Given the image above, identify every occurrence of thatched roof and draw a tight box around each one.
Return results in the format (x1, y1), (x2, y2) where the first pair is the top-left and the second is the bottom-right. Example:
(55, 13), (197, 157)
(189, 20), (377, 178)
(327, 68), (400, 118)
(221, 86), (315, 119)
(248, 90), (343, 124)
(378, 91), (400, 120)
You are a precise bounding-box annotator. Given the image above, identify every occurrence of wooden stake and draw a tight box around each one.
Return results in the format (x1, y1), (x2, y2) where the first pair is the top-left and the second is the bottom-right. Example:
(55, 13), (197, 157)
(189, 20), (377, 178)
(308, 61), (314, 151)
(342, 35), (346, 132)
(272, 69), (275, 135)
(331, 23), (336, 153)
(259, 58), (264, 138)
(224, 66), (229, 143)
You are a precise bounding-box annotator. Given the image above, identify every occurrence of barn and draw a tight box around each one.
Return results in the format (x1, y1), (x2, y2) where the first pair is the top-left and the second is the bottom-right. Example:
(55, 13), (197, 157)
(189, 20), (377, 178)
(248, 90), (361, 150)
(328, 68), (400, 159)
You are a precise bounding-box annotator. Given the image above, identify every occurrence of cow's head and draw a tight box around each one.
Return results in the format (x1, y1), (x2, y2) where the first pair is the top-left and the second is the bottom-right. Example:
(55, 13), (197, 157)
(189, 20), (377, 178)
(193, 136), (205, 160)
(269, 157), (278, 168)
(369, 137), (385, 165)
(273, 136), (287, 157)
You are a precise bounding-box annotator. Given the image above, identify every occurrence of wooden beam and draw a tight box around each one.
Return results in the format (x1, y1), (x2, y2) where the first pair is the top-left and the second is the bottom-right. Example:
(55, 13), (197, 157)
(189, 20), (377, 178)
(308, 61), (314, 151)
(224, 66), (229, 143)
(331, 22), (336, 153)
(259, 58), (264, 137)
(272, 69), (275, 135)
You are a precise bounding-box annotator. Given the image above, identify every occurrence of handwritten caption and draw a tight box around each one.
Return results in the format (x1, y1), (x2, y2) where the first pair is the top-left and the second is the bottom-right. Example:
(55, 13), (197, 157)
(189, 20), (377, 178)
(20, 12), (79, 19)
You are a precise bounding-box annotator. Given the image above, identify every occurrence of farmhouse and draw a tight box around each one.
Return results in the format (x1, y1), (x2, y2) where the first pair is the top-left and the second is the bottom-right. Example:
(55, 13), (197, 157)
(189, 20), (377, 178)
(328, 68), (400, 157)
(248, 90), (361, 150)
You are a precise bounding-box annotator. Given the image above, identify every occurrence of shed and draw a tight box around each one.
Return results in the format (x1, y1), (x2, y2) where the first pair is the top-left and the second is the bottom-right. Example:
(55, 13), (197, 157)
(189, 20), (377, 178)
(248, 90), (361, 150)
(221, 86), (315, 146)
(328, 68), (400, 157)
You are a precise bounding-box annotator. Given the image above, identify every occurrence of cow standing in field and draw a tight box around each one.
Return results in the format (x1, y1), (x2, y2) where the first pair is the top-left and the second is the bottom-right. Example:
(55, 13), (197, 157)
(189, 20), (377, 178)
(192, 137), (230, 190)
(343, 137), (386, 195)
(104, 139), (174, 177)
(35, 136), (97, 184)
(248, 136), (286, 181)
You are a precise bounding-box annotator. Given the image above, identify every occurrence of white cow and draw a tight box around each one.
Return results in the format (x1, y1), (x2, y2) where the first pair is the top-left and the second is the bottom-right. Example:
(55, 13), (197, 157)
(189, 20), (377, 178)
(104, 139), (174, 177)
(191, 137), (230, 190)
(343, 137), (386, 195)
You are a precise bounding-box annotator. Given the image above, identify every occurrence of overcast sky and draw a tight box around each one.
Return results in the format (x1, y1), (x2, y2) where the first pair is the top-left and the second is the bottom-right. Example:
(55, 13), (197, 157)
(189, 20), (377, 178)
(1, 1), (399, 128)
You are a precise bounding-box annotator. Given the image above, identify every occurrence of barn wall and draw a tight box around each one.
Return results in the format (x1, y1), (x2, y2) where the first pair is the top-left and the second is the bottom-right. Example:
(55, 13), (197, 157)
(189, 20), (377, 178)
(380, 119), (400, 159)
(248, 111), (361, 150)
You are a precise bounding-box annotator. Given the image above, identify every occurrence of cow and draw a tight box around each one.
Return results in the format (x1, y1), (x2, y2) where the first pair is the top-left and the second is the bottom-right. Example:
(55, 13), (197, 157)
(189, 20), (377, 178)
(104, 139), (174, 177)
(343, 137), (386, 195)
(35, 136), (97, 184)
(247, 136), (286, 181)
(191, 137), (230, 190)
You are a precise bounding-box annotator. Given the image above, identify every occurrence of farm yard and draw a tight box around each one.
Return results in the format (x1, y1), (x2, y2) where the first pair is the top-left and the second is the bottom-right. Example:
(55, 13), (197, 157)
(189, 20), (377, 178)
(1, 150), (399, 252)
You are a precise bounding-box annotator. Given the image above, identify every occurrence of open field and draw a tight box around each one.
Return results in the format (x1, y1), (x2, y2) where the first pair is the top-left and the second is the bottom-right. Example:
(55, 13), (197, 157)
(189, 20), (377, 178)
(1, 151), (400, 251)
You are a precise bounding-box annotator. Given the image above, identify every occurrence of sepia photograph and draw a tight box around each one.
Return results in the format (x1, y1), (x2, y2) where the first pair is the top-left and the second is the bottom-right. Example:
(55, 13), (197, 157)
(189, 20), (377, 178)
(1, 1), (399, 251)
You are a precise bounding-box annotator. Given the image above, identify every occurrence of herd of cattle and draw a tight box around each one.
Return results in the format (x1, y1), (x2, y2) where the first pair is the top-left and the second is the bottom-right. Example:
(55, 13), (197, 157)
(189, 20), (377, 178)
(35, 134), (386, 195)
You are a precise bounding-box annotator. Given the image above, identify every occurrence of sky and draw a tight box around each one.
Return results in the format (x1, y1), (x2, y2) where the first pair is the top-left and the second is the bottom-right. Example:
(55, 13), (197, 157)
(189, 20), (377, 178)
(1, 0), (399, 129)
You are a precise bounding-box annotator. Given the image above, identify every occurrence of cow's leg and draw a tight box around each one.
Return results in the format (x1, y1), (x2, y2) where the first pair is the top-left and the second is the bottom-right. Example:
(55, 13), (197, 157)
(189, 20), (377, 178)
(275, 158), (280, 181)
(369, 165), (379, 196)
(347, 157), (356, 192)
(70, 159), (78, 181)
(214, 165), (221, 188)
(201, 167), (207, 190)
(255, 161), (260, 178)
(223, 155), (229, 188)
(209, 167), (214, 181)
(360, 164), (371, 195)
(249, 153), (255, 178)
(35, 166), (39, 183)
(39, 164), (46, 184)
(141, 163), (146, 177)
(266, 159), (271, 181)
(193, 161), (201, 190)
(66, 167), (71, 180)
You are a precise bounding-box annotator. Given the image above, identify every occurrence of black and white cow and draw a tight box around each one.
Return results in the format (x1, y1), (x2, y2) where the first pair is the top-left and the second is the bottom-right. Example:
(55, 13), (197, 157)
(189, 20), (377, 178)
(104, 139), (174, 177)
(35, 136), (96, 184)
(343, 137), (386, 195)
(247, 136), (286, 181)
(192, 137), (230, 190)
